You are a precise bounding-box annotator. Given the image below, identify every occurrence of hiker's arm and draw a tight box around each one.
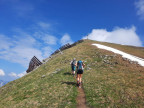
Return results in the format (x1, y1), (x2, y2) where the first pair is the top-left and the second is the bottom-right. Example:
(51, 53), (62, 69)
(83, 63), (85, 68)
(75, 61), (77, 66)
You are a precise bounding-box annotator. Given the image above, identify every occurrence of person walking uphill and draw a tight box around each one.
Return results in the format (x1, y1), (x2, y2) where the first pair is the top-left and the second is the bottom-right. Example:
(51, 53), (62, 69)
(76, 60), (85, 88)
(71, 58), (77, 77)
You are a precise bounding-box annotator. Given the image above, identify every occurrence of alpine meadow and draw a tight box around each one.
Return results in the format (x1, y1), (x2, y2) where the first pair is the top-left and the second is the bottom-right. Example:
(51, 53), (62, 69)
(0, 40), (144, 108)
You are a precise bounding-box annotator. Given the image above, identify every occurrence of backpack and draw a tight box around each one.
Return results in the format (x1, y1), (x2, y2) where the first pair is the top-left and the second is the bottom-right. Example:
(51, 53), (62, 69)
(77, 60), (83, 70)
(71, 60), (76, 66)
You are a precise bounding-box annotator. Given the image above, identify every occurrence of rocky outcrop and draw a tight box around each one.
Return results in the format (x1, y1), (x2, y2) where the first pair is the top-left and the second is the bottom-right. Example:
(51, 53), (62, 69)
(26, 56), (42, 73)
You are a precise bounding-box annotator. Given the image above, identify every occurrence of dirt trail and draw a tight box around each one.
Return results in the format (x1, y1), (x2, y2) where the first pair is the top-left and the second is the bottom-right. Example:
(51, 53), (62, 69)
(76, 87), (87, 108)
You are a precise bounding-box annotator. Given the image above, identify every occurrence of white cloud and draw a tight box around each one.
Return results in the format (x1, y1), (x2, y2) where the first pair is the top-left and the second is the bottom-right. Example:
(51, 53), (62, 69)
(60, 34), (73, 45)
(9, 72), (17, 77)
(33, 31), (58, 45)
(17, 71), (26, 77)
(0, 30), (43, 67)
(0, 26), (58, 67)
(83, 26), (142, 46)
(0, 69), (5, 76)
(42, 46), (54, 58)
(135, 0), (144, 19)
(0, 34), (13, 50)
(9, 71), (26, 78)
(0, 22), (59, 68)
(2, 46), (43, 67)
(38, 22), (51, 29)
(42, 35), (58, 45)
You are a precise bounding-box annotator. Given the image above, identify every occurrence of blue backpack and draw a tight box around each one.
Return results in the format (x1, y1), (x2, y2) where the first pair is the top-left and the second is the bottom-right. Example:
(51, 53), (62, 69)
(77, 60), (83, 70)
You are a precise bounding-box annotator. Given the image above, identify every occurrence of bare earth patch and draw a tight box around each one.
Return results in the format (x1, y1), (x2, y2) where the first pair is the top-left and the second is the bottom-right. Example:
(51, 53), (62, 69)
(77, 87), (87, 108)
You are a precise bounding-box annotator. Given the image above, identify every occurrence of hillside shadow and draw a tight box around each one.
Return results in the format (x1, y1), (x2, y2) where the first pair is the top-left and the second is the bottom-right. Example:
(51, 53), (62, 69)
(63, 72), (71, 76)
(61, 81), (77, 87)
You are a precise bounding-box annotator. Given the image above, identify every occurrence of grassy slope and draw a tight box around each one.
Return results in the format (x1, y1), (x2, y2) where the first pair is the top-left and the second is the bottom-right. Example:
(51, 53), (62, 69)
(0, 40), (144, 108)
(82, 40), (144, 107)
(0, 48), (78, 108)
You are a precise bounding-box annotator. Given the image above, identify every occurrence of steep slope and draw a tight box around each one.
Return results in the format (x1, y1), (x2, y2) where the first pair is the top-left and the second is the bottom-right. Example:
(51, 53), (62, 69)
(0, 40), (144, 108)
(0, 80), (9, 87)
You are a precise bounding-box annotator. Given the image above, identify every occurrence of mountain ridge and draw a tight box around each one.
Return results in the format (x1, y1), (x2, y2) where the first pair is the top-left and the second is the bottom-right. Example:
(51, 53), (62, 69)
(0, 39), (144, 108)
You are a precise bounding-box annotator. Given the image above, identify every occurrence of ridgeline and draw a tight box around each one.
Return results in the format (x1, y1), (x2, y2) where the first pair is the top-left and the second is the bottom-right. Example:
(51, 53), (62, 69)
(0, 40), (144, 108)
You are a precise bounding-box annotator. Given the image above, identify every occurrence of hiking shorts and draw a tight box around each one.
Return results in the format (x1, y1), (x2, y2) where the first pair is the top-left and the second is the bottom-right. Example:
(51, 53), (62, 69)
(77, 69), (83, 74)
(72, 66), (76, 71)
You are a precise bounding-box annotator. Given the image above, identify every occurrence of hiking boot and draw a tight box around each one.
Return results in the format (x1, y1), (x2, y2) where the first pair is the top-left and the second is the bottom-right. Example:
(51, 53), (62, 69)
(77, 83), (78, 86)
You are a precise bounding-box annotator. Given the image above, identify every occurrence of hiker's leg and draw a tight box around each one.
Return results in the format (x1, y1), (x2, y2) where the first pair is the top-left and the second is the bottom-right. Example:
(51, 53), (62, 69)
(77, 74), (80, 84)
(71, 66), (73, 74)
(79, 74), (82, 83)
(73, 70), (75, 75)
(73, 66), (76, 75)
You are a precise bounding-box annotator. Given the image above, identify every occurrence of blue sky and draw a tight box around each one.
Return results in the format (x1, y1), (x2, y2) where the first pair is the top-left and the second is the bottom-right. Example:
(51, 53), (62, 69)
(0, 0), (144, 81)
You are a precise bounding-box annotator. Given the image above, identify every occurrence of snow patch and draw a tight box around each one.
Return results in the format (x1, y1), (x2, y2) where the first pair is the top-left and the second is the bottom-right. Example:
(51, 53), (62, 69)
(92, 43), (144, 66)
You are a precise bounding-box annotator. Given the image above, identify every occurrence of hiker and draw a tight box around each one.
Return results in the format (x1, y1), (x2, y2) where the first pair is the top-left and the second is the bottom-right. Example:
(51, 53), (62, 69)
(70, 58), (77, 76)
(76, 60), (85, 88)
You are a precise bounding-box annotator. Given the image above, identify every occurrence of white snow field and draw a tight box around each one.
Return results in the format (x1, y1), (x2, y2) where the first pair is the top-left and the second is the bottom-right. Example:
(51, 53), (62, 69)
(92, 44), (144, 67)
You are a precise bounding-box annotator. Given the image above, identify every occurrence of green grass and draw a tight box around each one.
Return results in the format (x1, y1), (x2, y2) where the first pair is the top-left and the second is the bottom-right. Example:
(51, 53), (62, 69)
(81, 40), (144, 107)
(0, 39), (144, 108)
(0, 68), (78, 108)
(0, 50), (78, 108)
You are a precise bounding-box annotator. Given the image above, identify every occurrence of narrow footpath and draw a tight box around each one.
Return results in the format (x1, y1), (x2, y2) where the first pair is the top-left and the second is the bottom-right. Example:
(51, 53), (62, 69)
(76, 87), (87, 108)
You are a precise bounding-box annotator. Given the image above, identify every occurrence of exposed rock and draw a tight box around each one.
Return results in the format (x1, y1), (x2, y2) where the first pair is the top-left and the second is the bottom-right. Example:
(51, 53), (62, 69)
(26, 56), (42, 73)
(129, 60), (138, 65)
(41, 75), (46, 78)
(123, 57), (128, 61)
(114, 61), (118, 64)
(110, 67), (113, 69)
(100, 55), (103, 58)
(56, 69), (61, 72)
(60, 51), (63, 54)
(87, 67), (92, 70)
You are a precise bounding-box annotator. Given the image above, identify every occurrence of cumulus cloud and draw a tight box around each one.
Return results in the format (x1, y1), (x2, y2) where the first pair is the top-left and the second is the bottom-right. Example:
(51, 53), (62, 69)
(0, 22), (60, 79)
(0, 24), (59, 67)
(9, 71), (26, 78)
(83, 26), (142, 46)
(135, 0), (144, 19)
(0, 69), (5, 76)
(0, 30), (43, 67)
(42, 35), (58, 45)
(60, 34), (73, 45)
(0, 22), (73, 73)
